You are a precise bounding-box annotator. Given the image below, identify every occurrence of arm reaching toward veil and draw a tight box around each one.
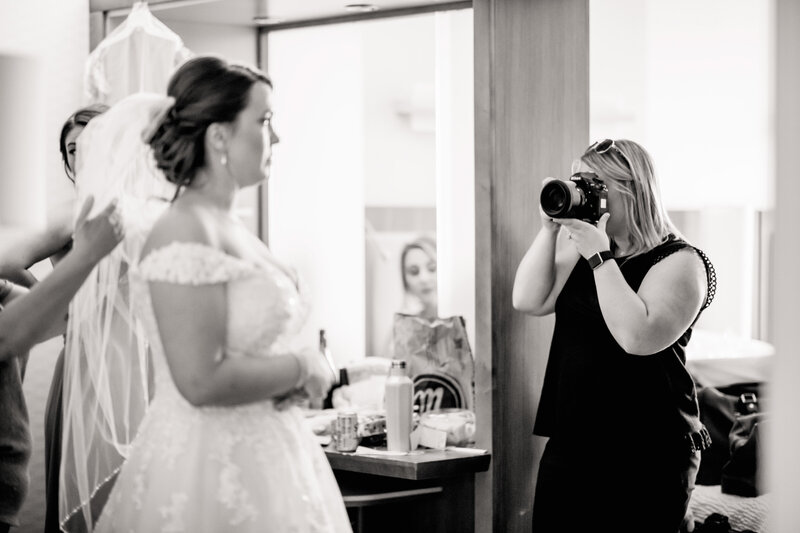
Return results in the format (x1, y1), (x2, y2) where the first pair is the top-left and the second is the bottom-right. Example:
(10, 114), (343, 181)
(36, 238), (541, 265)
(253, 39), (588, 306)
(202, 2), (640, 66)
(0, 196), (123, 361)
(0, 209), (73, 287)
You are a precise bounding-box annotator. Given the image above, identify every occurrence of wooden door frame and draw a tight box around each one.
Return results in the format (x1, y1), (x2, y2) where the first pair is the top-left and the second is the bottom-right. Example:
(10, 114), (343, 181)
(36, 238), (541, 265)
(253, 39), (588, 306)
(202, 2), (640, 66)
(472, 1), (589, 531)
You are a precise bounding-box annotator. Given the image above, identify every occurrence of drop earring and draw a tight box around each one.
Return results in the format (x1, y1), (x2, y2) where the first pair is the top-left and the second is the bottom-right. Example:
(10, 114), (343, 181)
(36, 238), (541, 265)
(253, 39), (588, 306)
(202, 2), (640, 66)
(220, 154), (228, 166)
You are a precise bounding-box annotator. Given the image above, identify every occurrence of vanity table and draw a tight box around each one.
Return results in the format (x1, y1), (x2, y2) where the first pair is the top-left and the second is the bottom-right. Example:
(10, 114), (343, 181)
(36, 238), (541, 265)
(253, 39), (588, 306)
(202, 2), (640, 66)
(325, 447), (491, 533)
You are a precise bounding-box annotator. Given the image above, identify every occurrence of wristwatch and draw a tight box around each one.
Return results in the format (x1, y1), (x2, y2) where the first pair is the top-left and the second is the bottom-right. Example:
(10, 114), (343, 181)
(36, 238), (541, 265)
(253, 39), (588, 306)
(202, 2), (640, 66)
(587, 250), (614, 270)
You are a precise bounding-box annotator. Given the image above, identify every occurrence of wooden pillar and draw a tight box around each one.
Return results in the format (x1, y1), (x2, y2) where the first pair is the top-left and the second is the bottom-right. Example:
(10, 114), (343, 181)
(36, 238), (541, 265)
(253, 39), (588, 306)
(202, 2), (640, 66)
(472, 1), (589, 531)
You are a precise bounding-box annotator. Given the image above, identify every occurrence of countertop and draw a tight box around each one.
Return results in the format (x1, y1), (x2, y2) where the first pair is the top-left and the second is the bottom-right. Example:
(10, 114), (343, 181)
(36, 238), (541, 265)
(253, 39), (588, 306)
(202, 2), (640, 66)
(325, 446), (491, 480)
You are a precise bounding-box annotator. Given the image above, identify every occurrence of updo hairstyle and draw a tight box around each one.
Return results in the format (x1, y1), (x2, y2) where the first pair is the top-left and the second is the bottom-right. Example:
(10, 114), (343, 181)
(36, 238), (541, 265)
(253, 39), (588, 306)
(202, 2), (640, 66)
(147, 56), (271, 190)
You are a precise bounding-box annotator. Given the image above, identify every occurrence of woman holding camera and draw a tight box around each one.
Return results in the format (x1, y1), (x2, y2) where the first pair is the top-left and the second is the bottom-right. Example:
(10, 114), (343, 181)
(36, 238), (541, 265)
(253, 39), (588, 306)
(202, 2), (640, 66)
(513, 139), (716, 533)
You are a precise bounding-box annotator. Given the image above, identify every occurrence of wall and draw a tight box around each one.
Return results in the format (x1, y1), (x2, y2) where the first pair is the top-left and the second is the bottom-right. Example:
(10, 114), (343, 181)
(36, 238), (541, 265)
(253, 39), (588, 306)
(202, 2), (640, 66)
(770, 3), (800, 529)
(362, 15), (437, 208)
(589, 0), (647, 142)
(591, 0), (773, 339)
(267, 24), (367, 362)
(0, 0), (90, 223)
(0, 2), (90, 531)
(644, 0), (772, 211)
(591, 0), (772, 210)
(107, 14), (262, 234)
(435, 9), (476, 354)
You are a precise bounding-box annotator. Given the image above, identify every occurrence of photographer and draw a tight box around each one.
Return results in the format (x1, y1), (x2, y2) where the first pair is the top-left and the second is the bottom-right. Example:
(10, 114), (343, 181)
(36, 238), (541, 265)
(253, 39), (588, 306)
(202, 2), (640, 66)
(513, 139), (716, 533)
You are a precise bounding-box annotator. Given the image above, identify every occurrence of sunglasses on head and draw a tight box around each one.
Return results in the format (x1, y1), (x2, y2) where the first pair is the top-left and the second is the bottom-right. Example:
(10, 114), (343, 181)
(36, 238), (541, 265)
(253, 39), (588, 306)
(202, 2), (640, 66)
(590, 139), (633, 170)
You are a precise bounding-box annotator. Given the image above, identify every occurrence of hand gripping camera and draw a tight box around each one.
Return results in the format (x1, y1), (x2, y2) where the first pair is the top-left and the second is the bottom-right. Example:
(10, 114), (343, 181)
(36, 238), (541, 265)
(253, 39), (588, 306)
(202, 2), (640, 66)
(540, 172), (609, 223)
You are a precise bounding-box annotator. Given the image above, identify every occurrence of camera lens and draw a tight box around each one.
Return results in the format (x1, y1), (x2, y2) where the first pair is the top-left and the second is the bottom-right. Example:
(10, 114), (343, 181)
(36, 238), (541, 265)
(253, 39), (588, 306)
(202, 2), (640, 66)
(541, 180), (573, 217)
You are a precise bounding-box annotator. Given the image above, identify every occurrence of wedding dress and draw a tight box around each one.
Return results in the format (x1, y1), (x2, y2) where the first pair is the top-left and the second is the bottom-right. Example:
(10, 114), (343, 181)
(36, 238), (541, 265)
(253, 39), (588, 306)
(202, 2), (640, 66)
(94, 242), (353, 532)
(84, 2), (192, 105)
(66, 92), (351, 532)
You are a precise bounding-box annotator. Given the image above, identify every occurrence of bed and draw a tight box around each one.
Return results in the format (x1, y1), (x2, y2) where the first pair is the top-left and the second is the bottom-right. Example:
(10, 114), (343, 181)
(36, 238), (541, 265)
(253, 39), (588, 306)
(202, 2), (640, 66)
(685, 329), (774, 389)
(690, 484), (771, 532)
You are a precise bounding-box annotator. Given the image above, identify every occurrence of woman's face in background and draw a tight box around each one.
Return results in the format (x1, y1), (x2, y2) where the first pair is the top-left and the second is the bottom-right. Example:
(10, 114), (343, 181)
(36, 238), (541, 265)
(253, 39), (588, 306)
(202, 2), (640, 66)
(64, 125), (85, 181)
(403, 247), (437, 303)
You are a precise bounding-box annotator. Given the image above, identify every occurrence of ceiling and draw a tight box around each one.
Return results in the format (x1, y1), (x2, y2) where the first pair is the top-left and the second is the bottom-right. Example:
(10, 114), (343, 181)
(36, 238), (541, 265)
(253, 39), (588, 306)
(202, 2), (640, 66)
(91, 0), (469, 27)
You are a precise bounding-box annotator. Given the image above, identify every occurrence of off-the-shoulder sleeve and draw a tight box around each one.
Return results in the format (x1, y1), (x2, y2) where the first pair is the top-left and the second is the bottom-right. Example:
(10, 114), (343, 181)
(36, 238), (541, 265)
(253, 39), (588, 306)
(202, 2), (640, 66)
(137, 242), (254, 285)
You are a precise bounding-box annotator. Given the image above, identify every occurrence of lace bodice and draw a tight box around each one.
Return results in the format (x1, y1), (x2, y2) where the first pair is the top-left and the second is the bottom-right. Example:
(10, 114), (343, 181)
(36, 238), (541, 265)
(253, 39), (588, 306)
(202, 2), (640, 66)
(132, 242), (308, 393)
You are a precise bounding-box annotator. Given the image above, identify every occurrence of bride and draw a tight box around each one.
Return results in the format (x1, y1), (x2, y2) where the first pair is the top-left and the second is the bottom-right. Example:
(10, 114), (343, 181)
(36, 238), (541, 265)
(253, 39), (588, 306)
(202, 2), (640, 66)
(72, 56), (351, 532)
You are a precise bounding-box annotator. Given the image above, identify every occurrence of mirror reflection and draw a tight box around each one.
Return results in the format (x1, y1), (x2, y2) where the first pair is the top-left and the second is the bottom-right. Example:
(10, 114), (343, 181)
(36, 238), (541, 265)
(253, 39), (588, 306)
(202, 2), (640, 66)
(398, 236), (439, 319)
(266, 10), (475, 363)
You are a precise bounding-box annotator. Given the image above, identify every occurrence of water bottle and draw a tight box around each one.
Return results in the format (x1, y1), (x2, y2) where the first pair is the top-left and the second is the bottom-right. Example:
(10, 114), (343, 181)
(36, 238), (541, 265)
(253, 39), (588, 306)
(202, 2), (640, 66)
(385, 360), (413, 452)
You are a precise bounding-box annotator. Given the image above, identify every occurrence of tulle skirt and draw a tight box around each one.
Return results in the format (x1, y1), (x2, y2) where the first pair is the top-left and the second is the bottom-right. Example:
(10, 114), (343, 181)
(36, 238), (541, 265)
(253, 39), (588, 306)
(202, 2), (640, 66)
(95, 388), (352, 533)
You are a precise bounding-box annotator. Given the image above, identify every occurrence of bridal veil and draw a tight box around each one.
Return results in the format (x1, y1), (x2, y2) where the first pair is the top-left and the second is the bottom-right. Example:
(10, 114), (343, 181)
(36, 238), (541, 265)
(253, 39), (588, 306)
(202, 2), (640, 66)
(60, 93), (176, 532)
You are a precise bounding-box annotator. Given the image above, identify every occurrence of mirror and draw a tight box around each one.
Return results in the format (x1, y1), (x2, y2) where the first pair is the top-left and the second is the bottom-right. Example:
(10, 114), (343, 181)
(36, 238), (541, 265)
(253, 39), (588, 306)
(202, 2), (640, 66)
(107, 3), (476, 365)
(265, 10), (475, 363)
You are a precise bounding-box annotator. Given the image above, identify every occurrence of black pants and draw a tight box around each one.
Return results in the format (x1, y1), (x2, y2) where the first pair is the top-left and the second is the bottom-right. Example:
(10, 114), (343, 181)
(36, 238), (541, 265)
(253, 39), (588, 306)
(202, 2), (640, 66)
(532, 438), (698, 533)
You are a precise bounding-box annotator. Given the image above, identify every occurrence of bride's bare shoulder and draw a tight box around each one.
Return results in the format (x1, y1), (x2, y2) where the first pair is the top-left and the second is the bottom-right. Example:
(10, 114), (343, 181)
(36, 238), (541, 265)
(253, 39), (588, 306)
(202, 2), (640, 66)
(140, 204), (218, 262)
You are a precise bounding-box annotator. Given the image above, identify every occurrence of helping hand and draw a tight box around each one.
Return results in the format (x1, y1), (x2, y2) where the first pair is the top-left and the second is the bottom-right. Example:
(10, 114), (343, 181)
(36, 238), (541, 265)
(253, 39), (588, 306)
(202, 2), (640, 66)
(553, 212), (611, 259)
(294, 346), (337, 401)
(71, 196), (125, 264)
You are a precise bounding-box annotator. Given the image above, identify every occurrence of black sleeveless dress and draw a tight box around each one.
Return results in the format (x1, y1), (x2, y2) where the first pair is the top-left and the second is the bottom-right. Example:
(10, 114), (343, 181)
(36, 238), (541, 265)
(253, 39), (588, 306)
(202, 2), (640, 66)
(531, 235), (715, 533)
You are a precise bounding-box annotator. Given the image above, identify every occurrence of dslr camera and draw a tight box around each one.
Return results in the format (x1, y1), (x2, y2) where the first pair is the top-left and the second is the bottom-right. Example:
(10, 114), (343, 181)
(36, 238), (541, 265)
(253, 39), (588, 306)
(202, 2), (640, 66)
(540, 172), (608, 223)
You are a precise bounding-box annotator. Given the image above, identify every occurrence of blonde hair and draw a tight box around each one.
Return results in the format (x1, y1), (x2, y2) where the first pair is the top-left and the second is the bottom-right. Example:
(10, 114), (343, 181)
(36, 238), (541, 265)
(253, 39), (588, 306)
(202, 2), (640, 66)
(400, 236), (437, 291)
(580, 139), (678, 256)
